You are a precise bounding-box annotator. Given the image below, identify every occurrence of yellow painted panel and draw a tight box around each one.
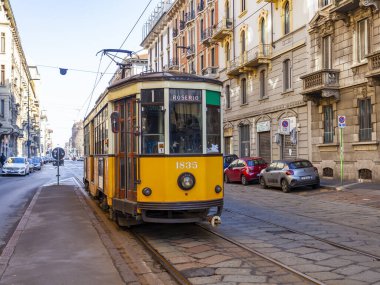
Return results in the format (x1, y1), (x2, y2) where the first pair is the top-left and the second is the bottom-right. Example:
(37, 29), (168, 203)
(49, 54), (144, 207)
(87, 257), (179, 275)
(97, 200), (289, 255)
(137, 156), (223, 203)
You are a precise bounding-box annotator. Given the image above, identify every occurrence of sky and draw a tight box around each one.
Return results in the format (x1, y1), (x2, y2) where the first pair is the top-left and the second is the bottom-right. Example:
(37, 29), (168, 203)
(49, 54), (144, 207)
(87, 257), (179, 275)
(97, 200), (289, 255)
(10, 0), (160, 148)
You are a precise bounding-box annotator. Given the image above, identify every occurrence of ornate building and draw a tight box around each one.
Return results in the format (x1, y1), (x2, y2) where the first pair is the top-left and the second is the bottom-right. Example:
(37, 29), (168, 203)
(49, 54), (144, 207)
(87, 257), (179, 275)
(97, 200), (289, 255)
(0, 1), (41, 158)
(301, 0), (380, 181)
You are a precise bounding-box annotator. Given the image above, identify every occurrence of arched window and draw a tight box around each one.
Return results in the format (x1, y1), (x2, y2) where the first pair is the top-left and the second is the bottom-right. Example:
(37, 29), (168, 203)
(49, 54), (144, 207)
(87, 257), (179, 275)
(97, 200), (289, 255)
(241, 30), (246, 54)
(284, 1), (290, 35)
(241, 78), (247, 104)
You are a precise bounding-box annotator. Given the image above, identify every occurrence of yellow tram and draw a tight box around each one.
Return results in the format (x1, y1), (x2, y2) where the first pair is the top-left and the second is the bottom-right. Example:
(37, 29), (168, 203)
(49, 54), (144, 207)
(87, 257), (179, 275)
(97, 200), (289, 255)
(83, 72), (224, 226)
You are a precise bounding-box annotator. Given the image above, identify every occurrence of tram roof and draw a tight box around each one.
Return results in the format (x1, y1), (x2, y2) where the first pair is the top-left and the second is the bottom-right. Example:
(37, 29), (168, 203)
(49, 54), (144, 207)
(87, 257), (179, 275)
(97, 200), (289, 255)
(108, 71), (223, 90)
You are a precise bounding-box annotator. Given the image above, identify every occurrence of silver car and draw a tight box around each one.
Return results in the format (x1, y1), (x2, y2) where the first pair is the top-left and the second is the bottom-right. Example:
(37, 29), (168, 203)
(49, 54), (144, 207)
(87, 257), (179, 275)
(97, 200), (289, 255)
(259, 159), (320, 192)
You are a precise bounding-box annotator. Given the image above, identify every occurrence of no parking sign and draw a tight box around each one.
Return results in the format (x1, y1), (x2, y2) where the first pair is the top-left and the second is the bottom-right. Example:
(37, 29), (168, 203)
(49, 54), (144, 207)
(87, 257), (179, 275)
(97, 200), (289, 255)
(338, 115), (346, 128)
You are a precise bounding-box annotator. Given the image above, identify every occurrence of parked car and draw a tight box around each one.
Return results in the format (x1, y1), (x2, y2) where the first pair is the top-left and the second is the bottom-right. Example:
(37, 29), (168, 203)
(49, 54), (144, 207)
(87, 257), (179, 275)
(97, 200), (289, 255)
(1, 157), (30, 176)
(224, 157), (268, 185)
(77, 157), (84, 161)
(223, 154), (238, 170)
(259, 159), (320, 193)
(32, 157), (43, 170)
(28, 158), (35, 173)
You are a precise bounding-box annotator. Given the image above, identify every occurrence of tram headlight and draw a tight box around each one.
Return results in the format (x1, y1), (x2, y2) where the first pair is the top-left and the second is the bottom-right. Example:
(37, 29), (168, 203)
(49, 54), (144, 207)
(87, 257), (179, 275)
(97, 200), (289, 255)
(215, 185), (222, 193)
(177, 172), (196, 190)
(142, 187), (152, 196)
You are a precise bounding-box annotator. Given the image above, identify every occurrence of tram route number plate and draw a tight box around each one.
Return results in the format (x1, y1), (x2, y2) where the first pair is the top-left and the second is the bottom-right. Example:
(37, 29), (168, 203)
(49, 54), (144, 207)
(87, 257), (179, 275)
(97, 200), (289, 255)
(176, 161), (198, 169)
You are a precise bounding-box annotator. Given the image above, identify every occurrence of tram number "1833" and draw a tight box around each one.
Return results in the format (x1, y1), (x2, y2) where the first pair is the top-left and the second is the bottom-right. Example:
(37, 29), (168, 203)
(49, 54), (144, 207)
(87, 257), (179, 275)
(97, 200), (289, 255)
(176, 161), (198, 169)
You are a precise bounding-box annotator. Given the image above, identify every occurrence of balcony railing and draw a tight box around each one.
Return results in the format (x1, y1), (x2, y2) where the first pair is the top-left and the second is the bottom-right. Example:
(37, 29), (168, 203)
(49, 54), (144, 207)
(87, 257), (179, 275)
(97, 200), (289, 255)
(365, 50), (380, 86)
(186, 44), (195, 58)
(300, 69), (340, 102)
(212, 18), (233, 41)
(226, 55), (244, 76)
(201, 27), (213, 45)
(243, 44), (271, 68)
(168, 58), (179, 70)
(185, 10), (196, 23)
(180, 20), (186, 31)
(172, 28), (178, 38)
(202, 66), (219, 77)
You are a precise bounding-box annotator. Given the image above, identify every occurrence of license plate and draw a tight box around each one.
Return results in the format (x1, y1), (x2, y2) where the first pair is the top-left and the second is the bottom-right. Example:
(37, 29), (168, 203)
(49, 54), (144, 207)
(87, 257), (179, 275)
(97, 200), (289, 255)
(301, 176), (312, 180)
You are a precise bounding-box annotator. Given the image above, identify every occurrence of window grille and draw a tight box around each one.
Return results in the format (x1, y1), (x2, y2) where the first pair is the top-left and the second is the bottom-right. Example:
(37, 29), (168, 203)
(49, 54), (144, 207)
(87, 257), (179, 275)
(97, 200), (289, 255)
(324, 105), (333, 143)
(359, 98), (372, 141)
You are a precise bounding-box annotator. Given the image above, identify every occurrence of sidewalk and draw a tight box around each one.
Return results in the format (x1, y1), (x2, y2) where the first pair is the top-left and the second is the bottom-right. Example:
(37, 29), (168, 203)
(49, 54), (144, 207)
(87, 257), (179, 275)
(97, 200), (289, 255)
(0, 181), (136, 285)
(320, 178), (380, 191)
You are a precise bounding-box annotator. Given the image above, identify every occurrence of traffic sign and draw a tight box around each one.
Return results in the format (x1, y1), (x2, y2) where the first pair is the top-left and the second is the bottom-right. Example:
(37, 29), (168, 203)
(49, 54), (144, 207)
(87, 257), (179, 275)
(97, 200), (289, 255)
(338, 115), (346, 128)
(52, 147), (65, 160)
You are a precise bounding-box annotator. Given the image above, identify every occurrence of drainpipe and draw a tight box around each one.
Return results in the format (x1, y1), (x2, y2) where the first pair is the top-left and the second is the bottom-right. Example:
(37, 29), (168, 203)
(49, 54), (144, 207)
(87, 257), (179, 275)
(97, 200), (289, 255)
(271, 2), (275, 48)
(232, 0), (235, 59)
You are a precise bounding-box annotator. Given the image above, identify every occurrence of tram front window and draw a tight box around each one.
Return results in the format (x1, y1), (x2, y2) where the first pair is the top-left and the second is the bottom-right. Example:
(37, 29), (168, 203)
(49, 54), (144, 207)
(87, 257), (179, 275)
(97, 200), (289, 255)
(141, 89), (165, 154)
(169, 89), (202, 154)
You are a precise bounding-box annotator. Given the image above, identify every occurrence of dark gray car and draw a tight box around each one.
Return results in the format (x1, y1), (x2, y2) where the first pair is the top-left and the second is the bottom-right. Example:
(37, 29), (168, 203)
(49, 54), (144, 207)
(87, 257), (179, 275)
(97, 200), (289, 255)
(259, 159), (320, 192)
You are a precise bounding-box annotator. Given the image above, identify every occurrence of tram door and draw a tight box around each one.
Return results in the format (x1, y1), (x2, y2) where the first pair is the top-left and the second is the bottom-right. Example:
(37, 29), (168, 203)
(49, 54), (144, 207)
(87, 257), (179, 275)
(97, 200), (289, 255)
(115, 97), (137, 201)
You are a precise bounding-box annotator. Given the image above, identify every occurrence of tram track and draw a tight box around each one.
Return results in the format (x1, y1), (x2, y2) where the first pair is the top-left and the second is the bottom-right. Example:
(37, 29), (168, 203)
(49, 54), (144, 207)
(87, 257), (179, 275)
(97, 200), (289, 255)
(223, 207), (380, 262)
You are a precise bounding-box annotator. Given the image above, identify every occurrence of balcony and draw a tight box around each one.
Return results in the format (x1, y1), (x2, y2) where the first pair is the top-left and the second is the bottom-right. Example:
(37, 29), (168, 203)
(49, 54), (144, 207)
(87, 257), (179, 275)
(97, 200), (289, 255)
(365, 50), (380, 86)
(186, 44), (195, 58)
(212, 18), (233, 42)
(202, 66), (219, 78)
(180, 20), (186, 31)
(201, 27), (213, 45)
(226, 55), (244, 77)
(185, 10), (196, 24)
(172, 28), (178, 38)
(300, 69), (340, 102)
(243, 44), (271, 68)
(332, 0), (360, 13)
(168, 58), (179, 71)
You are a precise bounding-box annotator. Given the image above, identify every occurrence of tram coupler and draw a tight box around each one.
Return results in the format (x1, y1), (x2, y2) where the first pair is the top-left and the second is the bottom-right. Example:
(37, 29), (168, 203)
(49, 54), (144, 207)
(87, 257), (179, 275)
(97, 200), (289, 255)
(207, 215), (221, 227)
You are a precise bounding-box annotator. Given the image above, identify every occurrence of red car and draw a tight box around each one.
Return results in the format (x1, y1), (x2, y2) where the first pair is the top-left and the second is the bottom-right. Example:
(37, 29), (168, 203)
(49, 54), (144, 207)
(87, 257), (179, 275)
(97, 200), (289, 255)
(224, 157), (268, 185)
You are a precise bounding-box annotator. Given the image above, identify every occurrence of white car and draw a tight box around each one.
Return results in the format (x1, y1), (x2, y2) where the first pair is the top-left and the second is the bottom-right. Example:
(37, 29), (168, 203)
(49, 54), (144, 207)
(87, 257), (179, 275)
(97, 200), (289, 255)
(1, 157), (30, 176)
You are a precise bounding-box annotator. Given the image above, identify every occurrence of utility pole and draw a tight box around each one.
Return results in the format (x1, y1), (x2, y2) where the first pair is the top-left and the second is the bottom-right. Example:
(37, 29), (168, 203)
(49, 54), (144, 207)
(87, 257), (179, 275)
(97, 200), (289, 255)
(27, 83), (30, 158)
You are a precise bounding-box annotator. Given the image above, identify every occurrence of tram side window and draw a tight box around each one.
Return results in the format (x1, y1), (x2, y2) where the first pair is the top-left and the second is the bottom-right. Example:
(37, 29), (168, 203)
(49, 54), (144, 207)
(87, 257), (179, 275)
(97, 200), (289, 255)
(206, 90), (221, 153)
(141, 89), (165, 154)
(169, 88), (202, 154)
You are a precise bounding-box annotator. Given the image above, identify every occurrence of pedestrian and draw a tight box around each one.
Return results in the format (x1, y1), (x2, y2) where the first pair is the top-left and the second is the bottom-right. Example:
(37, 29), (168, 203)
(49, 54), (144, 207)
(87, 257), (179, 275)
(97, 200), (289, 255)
(0, 153), (5, 168)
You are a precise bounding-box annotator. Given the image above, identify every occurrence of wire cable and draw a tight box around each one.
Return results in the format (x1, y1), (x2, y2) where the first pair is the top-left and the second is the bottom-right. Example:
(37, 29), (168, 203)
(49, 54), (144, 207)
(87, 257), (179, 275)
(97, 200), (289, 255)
(82, 0), (155, 117)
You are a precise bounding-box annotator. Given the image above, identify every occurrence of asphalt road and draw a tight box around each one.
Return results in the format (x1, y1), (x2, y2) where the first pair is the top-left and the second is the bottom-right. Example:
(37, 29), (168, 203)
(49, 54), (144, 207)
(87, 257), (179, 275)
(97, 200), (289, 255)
(0, 160), (84, 253)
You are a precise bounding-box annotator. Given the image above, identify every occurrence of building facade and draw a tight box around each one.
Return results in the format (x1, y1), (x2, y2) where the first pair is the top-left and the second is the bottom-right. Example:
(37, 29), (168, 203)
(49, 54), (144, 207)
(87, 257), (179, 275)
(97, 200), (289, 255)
(0, 1), (41, 158)
(301, 0), (380, 181)
(141, 0), (380, 181)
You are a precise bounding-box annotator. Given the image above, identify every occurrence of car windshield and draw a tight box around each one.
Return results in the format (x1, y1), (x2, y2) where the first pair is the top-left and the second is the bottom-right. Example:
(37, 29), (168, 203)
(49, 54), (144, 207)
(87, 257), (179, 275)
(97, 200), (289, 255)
(6, 157), (24, 164)
(246, 159), (266, 166)
(289, 160), (313, 169)
(32, 158), (41, 163)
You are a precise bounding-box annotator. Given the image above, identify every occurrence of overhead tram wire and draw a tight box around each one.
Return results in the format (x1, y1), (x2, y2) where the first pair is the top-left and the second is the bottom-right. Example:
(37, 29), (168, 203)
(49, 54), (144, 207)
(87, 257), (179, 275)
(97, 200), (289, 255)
(84, 52), (104, 116)
(36, 64), (114, 75)
(81, 0), (155, 117)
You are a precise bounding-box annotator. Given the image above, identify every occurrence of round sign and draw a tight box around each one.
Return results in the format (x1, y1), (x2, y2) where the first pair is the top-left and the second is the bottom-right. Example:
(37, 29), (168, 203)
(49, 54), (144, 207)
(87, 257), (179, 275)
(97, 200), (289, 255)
(338, 116), (345, 124)
(52, 147), (65, 160)
(282, 120), (289, 128)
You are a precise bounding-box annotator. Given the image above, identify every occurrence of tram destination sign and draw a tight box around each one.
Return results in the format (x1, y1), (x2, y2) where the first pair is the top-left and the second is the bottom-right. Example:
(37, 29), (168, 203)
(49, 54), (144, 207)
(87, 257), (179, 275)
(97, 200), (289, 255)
(170, 93), (201, 103)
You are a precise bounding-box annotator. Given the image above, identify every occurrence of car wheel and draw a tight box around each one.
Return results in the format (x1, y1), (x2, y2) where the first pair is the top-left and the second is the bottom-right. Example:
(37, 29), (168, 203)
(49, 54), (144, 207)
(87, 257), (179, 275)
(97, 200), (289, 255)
(241, 175), (248, 186)
(260, 177), (268, 189)
(281, 179), (290, 193)
(224, 173), (230, 183)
